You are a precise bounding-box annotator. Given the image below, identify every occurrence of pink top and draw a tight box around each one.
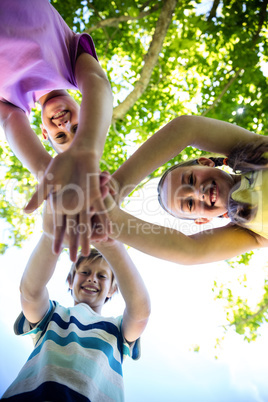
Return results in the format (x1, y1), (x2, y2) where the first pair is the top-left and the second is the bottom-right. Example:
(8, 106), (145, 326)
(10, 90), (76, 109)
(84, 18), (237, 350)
(0, 0), (98, 114)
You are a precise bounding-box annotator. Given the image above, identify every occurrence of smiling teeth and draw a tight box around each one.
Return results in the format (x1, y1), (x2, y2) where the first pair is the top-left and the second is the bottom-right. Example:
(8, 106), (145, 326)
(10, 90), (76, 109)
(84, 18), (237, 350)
(211, 184), (217, 203)
(84, 287), (98, 292)
(52, 111), (66, 119)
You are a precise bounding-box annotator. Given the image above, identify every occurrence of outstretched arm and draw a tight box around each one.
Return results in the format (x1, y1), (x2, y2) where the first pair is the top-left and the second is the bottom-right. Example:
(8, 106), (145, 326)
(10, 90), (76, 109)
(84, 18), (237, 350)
(104, 194), (268, 265)
(0, 101), (52, 180)
(25, 54), (113, 260)
(93, 240), (151, 343)
(74, 52), (113, 158)
(112, 115), (266, 201)
(20, 234), (59, 324)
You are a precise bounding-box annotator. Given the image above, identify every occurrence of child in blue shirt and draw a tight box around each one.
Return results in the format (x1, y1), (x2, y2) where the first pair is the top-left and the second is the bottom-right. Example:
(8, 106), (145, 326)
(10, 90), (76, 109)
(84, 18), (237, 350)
(2, 217), (150, 400)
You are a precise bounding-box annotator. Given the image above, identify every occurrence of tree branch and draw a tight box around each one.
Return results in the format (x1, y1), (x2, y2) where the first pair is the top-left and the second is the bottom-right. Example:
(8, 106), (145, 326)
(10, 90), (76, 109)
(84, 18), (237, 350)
(86, 0), (109, 39)
(139, 0), (155, 12)
(251, 0), (268, 48)
(202, 68), (244, 116)
(207, 0), (220, 22)
(112, 0), (178, 122)
(228, 300), (268, 328)
(86, 2), (162, 33)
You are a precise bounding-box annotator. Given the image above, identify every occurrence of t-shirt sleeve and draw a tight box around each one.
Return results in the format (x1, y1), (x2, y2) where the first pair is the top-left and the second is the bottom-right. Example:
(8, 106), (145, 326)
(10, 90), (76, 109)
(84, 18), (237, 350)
(117, 317), (141, 361)
(14, 300), (56, 344)
(123, 337), (141, 361)
(77, 33), (99, 61)
(71, 32), (99, 69)
(68, 32), (99, 88)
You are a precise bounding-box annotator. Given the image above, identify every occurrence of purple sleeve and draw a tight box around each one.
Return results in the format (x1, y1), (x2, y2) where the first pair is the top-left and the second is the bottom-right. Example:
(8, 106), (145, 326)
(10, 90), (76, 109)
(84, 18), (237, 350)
(77, 33), (99, 62)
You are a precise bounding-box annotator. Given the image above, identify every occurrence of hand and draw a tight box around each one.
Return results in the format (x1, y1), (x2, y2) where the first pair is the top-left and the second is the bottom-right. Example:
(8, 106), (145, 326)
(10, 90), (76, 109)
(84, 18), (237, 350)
(42, 200), (70, 248)
(91, 192), (121, 241)
(25, 148), (110, 261)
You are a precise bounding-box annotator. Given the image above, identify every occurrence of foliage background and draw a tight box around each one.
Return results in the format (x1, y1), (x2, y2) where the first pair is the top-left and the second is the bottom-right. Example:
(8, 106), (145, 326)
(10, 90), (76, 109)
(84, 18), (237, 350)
(0, 0), (268, 350)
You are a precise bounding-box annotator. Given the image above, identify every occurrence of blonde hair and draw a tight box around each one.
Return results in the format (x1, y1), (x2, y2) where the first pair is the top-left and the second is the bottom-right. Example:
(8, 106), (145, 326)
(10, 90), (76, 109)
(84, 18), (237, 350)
(66, 248), (118, 303)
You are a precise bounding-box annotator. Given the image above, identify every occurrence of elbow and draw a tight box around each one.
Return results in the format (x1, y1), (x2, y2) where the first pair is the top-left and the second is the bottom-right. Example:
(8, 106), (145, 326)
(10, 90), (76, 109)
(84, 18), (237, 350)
(170, 114), (193, 126)
(142, 298), (151, 321)
(19, 283), (33, 303)
(95, 71), (112, 95)
(19, 280), (40, 304)
(169, 114), (197, 135)
(1, 108), (19, 133)
(169, 249), (210, 266)
(85, 71), (112, 96)
(131, 296), (151, 322)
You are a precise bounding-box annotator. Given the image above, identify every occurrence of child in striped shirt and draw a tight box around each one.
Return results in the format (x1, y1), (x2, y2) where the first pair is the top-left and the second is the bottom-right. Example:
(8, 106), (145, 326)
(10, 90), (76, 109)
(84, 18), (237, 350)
(2, 230), (150, 401)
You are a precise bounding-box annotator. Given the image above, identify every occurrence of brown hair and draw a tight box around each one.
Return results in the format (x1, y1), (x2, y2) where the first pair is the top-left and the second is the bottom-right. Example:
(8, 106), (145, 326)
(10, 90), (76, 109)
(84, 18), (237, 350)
(66, 248), (118, 303)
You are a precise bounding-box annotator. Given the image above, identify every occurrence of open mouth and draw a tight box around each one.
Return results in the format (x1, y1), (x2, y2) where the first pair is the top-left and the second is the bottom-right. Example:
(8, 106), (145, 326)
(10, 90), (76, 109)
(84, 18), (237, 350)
(82, 286), (98, 293)
(210, 181), (217, 206)
(51, 110), (68, 120)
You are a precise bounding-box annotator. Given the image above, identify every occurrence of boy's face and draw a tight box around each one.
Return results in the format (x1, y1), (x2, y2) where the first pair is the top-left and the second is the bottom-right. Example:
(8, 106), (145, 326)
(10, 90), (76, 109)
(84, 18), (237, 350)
(40, 94), (80, 153)
(70, 258), (115, 314)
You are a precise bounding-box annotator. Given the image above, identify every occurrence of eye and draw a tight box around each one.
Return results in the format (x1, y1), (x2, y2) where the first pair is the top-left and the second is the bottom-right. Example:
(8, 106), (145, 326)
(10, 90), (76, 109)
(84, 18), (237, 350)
(188, 198), (193, 211)
(55, 132), (66, 140)
(73, 124), (78, 133)
(189, 173), (194, 186)
(99, 274), (107, 279)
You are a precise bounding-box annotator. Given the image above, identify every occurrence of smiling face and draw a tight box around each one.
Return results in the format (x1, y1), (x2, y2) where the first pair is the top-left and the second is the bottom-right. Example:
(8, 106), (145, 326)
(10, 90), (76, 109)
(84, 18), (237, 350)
(69, 258), (115, 314)
(40, 93), (80, 153)
(159, 158), (237, 222)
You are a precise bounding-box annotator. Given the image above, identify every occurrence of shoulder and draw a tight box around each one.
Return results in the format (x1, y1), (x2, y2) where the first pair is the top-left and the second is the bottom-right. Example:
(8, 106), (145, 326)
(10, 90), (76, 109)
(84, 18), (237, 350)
(231, 223), (268, 248)
(253, 232), (268, 248)
(0, 100), (24, 117)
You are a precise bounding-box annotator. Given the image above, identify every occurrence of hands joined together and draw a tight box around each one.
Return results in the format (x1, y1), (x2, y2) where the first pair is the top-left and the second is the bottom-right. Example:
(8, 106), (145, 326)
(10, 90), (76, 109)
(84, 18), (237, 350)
(24, 148), (117, 261)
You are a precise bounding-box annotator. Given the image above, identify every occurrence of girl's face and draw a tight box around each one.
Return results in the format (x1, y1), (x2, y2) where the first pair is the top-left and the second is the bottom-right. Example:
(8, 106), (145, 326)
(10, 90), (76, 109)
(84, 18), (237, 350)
(41, 94), (80, 153)
(160, 158), (237, 221)
(70, 259), (115, 314)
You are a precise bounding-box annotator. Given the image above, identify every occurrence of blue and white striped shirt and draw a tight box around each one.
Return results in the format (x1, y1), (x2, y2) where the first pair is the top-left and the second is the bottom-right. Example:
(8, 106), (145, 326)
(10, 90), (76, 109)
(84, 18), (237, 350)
(2, 301), (140, 401)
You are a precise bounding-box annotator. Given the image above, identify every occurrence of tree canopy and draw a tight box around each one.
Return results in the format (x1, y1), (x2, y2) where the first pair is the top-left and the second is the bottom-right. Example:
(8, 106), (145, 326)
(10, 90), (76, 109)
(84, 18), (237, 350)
(0, 0), (268, 348)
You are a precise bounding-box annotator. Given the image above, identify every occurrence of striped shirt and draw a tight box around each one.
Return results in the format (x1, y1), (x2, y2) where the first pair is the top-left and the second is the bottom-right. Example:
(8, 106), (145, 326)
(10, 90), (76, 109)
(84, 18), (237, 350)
(2, 301), (140, 401)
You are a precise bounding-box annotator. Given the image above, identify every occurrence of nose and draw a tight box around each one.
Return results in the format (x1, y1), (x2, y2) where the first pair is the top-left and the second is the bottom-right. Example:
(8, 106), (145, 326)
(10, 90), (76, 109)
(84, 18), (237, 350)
(182, 185), (205, 201)
(86, 273), (97, 283)
(57, 118), (71, 129)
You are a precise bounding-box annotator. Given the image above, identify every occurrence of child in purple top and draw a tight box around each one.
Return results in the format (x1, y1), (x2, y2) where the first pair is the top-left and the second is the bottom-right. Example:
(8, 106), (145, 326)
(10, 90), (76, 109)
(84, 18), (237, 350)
(0, 0), (113, 260)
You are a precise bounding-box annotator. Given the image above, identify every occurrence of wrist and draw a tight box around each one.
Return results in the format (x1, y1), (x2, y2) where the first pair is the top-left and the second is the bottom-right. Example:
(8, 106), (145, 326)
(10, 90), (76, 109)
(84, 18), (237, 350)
(93, 240), (124, 259)
(69, 130), (102, 157)
(36, 154), (53, 181)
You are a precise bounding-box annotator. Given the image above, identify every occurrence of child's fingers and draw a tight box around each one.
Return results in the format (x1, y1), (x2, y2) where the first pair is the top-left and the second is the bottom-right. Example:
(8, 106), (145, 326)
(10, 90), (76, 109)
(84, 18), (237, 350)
(93, 198), (110, 235)
(67, 214), (79, 262)
(100, 185), (109, 199)
(24, 177), (51, 213)
(53, 213), (66, 255)
(99, 171), (110, 186)
(79, 210), (92, 257)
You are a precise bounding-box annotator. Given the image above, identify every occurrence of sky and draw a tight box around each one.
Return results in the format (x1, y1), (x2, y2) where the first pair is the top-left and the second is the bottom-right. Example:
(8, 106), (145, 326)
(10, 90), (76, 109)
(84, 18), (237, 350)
(1, 178), (268, 401)
(1, 2), (268, 399)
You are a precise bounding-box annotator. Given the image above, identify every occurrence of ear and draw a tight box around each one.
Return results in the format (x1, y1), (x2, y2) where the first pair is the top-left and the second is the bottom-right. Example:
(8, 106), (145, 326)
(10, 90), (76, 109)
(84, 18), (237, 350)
(40, 124), (48, 140)
(197, 157), (215, 167)
(194, 217), (212, 225)
(107, 284), (118, 299)
(67, 273), (73, 290)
